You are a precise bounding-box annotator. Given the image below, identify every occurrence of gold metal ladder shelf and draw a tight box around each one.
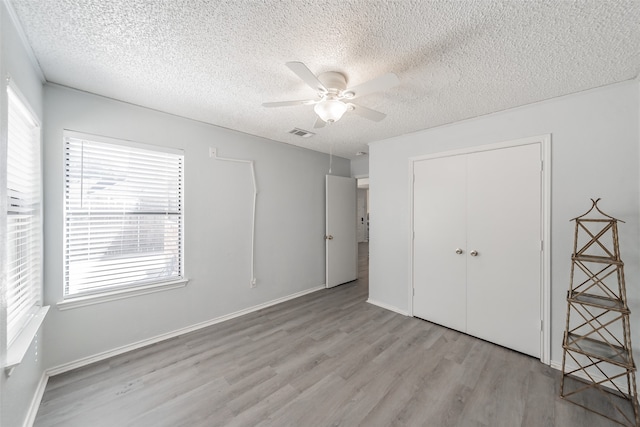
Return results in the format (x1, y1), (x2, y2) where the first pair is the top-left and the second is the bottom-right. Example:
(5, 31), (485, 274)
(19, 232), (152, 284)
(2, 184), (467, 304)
(561, 199), (639, 427)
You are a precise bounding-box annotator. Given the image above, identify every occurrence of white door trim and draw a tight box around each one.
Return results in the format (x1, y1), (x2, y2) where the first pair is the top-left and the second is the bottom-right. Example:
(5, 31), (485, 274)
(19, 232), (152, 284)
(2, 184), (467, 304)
(408, 134), (552, 364)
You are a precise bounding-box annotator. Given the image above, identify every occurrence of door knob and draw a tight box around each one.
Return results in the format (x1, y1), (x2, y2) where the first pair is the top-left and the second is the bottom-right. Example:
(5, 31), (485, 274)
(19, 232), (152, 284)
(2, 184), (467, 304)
(470, 250), (478, 257)
(455, 248), (463, 254)
(325, 235), (333, 240)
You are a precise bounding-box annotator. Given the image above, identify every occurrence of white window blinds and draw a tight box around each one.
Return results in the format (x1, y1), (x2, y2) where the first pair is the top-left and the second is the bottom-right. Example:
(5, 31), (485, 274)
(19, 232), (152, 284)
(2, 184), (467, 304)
(64, 134), (184, 298)
(6, 86), (42, 346)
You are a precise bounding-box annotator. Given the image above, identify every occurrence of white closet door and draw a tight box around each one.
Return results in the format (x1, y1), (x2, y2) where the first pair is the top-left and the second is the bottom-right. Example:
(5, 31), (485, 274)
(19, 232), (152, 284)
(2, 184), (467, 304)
(413, 155), (467, 332)
(466, 144), (541, 357)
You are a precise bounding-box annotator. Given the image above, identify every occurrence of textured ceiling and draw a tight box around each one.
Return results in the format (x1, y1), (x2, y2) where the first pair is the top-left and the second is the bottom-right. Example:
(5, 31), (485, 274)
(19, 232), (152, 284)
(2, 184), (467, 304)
(9, 0), (640, 159)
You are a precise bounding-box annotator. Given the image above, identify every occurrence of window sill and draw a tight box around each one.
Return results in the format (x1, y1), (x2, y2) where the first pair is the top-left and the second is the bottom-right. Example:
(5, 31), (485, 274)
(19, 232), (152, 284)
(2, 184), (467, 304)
(5, 306), (50, 374)
(57, 279), (189, 311)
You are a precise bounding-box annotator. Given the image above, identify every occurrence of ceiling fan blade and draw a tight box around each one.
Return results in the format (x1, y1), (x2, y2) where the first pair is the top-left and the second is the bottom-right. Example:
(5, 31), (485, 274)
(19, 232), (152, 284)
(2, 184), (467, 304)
(348, 103), (387, 122)
(345, 73), (400, 99)
(313, 117), (326, 129)
(286, 61), (328, 93)
(262, 99), (316, 108)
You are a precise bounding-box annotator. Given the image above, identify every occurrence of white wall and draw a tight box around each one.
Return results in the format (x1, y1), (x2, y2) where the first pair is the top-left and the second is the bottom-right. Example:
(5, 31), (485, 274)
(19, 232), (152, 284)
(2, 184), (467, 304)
(0, 2), (46, 426)
(42, 84), (350, 370)
(351, 156), (369, 177)
(369, 80), (640, 366)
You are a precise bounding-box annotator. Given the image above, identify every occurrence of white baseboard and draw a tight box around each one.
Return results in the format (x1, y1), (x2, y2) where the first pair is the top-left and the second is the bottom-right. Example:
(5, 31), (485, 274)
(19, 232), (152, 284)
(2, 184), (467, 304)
(47, 285), (325, 377)
(366, 298), (409, 316)
(23, 372), (48, 427)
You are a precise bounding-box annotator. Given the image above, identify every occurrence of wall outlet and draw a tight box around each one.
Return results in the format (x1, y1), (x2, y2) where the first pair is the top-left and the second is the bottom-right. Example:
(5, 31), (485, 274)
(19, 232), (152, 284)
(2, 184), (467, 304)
(250, 278), (257, 288)
(209, 147), (217, 158)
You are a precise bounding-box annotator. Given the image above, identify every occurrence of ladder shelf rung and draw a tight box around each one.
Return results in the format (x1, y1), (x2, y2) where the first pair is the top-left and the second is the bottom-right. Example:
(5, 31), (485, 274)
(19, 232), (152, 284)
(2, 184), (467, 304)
(564, 333), (635, 369)
(567, 292), (628, 311)
(572, 255), (623, 265)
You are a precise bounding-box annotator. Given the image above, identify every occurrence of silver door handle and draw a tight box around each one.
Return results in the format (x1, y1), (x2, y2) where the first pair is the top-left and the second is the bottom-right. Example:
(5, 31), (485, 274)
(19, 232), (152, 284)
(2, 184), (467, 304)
(470, 250), (478, 257)
(325, 235), (333, 240)
(455, 248), (463, 254)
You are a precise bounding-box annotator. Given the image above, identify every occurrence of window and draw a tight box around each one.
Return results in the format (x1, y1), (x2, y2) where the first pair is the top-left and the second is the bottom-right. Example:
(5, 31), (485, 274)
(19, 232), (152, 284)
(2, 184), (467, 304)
(6, 85), (42, 346)
(64, 132), (184, 299)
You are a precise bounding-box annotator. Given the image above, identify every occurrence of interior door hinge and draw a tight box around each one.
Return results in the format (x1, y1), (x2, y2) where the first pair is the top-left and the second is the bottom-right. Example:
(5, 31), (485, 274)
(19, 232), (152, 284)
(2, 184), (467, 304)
(540, 240), (543, 251)
(540, 319), (543, 331)
(540, 160), (544, 171)
(413, 288), (415, 296)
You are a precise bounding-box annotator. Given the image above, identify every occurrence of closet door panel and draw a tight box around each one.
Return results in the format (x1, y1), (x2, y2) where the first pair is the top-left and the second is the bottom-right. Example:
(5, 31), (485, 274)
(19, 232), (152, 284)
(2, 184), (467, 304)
(413, 156), (467, 332)
(466, 144), (541, 357)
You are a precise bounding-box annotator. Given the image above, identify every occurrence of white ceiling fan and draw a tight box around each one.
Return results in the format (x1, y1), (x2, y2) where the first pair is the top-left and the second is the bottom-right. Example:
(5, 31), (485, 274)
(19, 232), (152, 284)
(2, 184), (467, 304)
(263, 62), (400, 128)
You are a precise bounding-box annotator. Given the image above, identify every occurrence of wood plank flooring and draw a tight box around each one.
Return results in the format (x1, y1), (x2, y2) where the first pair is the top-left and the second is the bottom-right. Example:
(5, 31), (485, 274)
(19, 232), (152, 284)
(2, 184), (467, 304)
(34, 243), (622, 426)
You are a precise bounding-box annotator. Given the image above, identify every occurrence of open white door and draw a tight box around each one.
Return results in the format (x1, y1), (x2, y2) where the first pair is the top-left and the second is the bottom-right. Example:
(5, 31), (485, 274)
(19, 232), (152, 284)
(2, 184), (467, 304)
(326, 175), (357, 288)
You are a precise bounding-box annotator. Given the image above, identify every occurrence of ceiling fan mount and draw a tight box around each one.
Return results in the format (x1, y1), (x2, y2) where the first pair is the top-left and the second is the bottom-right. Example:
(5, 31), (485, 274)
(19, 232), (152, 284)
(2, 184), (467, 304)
(316, 71), (347, 95)
(262, 62), (399, 128)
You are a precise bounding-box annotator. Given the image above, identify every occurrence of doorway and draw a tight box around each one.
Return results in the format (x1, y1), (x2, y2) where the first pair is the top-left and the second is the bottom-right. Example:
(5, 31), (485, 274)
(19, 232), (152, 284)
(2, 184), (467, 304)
(357, 178), (369, 243)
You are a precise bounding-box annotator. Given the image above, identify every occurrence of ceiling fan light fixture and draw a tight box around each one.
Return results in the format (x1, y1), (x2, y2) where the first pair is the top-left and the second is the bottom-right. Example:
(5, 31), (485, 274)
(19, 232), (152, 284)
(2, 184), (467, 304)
(314, 99), (348, 123)
(265, 62), (398, 126)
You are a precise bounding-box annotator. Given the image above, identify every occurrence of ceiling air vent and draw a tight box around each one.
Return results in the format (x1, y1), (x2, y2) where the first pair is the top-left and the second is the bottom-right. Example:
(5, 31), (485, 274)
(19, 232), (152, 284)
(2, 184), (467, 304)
(288, 128), (315, 138)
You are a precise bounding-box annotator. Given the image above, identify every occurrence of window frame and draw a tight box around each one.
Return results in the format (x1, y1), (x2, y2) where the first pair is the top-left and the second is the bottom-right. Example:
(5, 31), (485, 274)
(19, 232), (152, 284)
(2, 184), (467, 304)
(61, 131), (186, 306)
(5, 78), (48, 371)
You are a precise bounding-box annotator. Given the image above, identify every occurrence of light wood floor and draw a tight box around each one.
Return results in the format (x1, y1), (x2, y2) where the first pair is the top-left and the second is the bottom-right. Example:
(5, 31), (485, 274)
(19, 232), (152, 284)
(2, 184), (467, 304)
(35, 243), (623, 427)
